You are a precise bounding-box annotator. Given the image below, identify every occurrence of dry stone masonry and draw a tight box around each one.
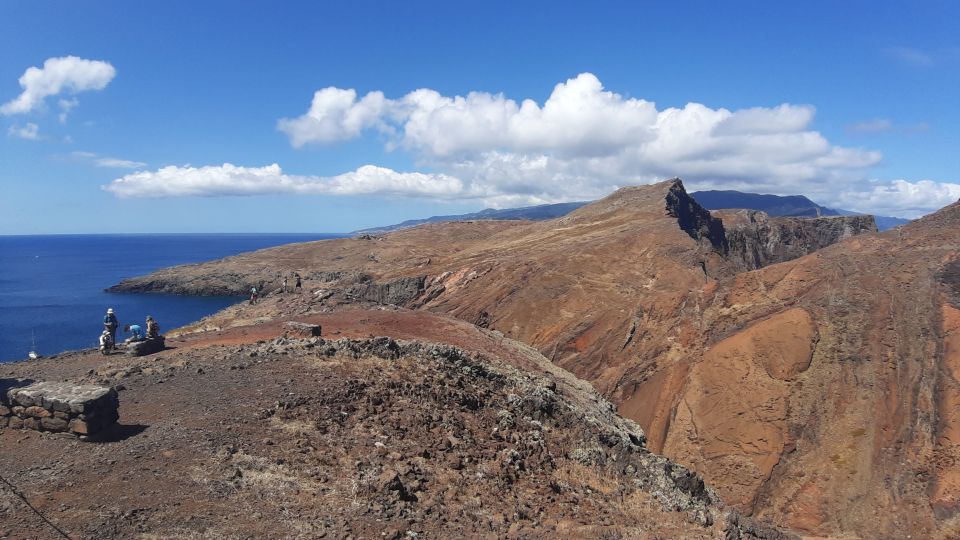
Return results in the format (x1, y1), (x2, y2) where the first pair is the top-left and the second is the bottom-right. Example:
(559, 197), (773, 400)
(283, 321), (322, 338)
(1, 380), (119, 437)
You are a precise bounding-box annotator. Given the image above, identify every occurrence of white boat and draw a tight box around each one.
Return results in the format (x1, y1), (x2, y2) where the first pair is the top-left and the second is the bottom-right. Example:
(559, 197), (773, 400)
(28, 332), (38, 359)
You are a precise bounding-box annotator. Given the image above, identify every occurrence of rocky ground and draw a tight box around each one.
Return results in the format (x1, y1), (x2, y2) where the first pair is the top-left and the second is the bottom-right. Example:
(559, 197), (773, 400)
(100, 179), (960, 538)
(0, 310), (790, 539)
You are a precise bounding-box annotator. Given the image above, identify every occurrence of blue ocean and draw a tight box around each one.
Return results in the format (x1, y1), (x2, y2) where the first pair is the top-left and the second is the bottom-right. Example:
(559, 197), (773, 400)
(0, 234), (344, 362)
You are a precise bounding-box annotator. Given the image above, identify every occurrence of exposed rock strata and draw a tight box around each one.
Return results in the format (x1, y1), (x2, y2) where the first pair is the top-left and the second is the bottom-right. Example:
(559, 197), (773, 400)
(716, 209), (877, 271)
(665, 179), (728, 252)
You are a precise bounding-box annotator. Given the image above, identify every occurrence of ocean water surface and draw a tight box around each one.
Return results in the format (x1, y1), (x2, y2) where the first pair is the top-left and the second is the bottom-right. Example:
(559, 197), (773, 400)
(0, 234), (344, 362)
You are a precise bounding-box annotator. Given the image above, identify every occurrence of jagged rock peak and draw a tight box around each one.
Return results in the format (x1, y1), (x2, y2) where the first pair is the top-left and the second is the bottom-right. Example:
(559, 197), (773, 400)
(598, 178), (685, 204)
(559, 178), (728, 253)
(664, 179), (728, 252)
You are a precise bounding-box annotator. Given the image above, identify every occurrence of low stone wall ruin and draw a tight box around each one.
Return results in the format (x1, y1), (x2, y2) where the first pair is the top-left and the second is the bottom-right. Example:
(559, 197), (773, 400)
(283, 321), (321, 338)
(1, 380), (119, 437)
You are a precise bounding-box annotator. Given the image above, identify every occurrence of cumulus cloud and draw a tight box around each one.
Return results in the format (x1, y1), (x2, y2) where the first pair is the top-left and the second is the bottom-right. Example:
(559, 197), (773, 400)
(105, 73), (954, 218)
(7, 122), (40, 140)
(1, 56), (116, 116)
(278, 73), (888, 207)
(102, 163), (465, 199)
(837, 179), (960, 218)
(276, 87), (390, 147)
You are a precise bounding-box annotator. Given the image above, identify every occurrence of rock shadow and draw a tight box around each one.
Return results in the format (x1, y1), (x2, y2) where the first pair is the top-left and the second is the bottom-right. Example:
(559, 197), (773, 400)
(87, 423), (148, 443)
(0, 378), (35, 405)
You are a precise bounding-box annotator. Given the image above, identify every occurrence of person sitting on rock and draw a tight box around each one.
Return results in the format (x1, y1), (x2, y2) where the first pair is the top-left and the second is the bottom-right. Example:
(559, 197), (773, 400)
(145, 315), (160, 339)
(99, 329), (113, 352)
(124, 323), (143, 342)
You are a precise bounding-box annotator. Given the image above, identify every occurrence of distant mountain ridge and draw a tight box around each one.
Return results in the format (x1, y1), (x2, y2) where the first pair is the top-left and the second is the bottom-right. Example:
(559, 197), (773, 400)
(690, 190), (839, 217)
(692, 189), (911, 230)
(355, 189), (910, 233)
(355, 202), (588, 233)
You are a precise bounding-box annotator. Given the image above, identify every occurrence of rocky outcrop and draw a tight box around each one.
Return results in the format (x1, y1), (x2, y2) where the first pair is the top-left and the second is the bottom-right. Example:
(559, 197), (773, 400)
(346, 275), (426, 306)
(717, 209), (877, 271)
(665, 179), (728, 252)
(126, 336), (165, 357)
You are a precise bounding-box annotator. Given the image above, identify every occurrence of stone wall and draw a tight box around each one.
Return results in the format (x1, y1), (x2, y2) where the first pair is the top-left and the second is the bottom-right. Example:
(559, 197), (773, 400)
(1, 380), (119, 437)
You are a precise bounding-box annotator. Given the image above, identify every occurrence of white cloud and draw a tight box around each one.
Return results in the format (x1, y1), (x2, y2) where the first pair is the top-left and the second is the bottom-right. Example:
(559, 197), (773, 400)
(94, 157), (147, 169)
(836, 179), (960, 218)
(276, 87), (390, 147)
(103, 73), (955, 219)
(58, 98), (79, 123)
(278, 73), (886, 207)
(70, 150), (146, 169)
(7, 122), (40, 140)
(1, 56), (116, 115)
(886, 47), (935, 67)
(846, 118), (893, 134)
(845, 118), (933, 136)
(102, 163), (465, 199)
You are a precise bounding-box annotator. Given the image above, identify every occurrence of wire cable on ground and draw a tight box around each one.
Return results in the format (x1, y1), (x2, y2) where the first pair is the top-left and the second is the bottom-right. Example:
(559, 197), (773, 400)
(0, 472), (72, 539)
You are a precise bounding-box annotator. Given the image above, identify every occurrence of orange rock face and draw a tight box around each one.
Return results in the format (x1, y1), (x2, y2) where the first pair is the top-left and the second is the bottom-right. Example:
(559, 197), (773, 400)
(933, 304), (960, 515)
(663, 308), (816, 508)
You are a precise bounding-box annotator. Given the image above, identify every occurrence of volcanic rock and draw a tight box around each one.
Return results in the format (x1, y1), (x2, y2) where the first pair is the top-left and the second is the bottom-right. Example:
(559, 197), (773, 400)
(126, 336), (165, 356)
(101, 178), (953, 538)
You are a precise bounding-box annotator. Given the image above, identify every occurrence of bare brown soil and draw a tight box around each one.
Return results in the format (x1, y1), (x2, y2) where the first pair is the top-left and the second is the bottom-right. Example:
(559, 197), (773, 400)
(1, 310), (791, 540)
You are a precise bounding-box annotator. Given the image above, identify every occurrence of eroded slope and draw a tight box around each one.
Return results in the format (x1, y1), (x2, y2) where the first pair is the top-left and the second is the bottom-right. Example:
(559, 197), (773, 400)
(108, 178), (923, 537)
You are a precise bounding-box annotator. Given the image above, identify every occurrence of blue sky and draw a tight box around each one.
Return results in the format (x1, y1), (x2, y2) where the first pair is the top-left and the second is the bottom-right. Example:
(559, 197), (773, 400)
(1, 1), (958, 233)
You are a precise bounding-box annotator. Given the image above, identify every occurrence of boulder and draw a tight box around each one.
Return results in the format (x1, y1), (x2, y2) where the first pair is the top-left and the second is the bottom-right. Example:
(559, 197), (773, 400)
(126, 336), (166, 357)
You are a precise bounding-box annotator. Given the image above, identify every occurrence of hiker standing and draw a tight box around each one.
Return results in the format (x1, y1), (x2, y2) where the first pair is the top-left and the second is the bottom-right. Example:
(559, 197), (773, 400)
(282, 276), (288, 293)
(294, 273), (302, 292)
(250, 286), (258, 304)
(103, 308), (119, 344)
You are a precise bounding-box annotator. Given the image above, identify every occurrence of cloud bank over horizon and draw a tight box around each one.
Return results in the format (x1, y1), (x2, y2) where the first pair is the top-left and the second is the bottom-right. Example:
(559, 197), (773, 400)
(103, 163), (465, 199)
(103, 73), (957, 217)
